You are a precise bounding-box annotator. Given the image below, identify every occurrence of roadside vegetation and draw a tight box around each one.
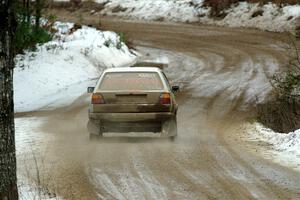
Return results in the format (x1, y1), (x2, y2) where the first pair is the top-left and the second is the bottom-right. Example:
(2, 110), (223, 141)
(49, 0), (300, 18)
(15, 0), (53, 53)
(258, 35), (300, 133)
(0, 1), (55, 198)
(18, 154), (60, 200)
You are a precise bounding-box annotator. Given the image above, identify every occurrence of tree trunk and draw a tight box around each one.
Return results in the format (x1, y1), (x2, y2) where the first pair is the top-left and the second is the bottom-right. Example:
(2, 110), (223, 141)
(35, 0), (42, 30)
(26, 0), (30, 25)
(0, 0), (18, 199)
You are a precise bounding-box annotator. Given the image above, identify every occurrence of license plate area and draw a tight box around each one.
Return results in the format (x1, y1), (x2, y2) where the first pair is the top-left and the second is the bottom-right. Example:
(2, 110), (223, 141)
(102, 121), (162, 133)
(115, 94), (147, 104)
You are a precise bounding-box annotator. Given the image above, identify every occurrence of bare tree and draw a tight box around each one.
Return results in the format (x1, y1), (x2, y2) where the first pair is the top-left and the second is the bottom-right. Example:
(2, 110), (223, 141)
(0, 0), (18, 199)
(35, 0), (42, 30)
(26, 0), (30, 25)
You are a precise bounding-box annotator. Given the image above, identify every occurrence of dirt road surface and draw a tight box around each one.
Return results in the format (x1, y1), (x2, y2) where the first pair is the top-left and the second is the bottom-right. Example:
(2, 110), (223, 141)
(16, 12), (300, 200)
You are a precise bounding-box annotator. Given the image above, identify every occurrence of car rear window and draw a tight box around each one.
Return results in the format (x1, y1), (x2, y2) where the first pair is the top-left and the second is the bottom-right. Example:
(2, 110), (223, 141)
(99, 72), (164, 91)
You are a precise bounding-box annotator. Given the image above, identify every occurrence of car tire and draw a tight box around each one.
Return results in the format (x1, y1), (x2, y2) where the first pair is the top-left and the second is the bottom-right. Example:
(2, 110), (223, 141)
(88, 119), (103, 141)
(162, 116), (177, 137)
(89, 133), (99, 141)
(169, 135), (177, 142)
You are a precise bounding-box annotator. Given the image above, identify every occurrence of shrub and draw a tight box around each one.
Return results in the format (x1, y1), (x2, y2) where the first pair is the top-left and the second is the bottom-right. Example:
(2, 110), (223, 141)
(257, 71), (300, 133)
(15, 19), (52, 53)
(259, 68), (300, 132)
(271, 70), (300, 99)
(116, 32), (135, 50)
(271, 35), (300, 99)
(203, 0), (239, 17)
(257, 35), (300, 132)
(104, 38), (113, 47)
(257, 98), (300, 133)
(251, 9), (264, 18)
(47, 13), (57, 23)
(116, 32), (126, 49)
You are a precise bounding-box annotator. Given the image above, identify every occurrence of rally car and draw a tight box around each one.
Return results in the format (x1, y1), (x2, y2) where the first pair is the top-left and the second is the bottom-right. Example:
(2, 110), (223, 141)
(87, 65), (179, 139)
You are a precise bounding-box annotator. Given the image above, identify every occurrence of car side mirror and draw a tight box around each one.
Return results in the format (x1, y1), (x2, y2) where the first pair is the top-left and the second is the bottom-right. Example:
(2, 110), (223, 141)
(172, 85), (180, 93)
(87, 87), (95, 93)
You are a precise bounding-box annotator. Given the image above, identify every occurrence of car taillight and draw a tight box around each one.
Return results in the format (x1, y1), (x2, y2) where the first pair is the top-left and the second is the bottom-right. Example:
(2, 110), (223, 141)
(159, 93), (171, 105)
(91, 93), (105, 104)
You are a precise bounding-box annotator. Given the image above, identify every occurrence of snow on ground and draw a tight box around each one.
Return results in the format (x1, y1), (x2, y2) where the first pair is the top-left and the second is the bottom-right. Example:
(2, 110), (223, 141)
(54, 0), (300, 32)
(15, 116), (63, 200)
(201, 2), (300, 32)
(14, 22), (136, 113)
(15, 117), (49, 154)
(95, 0), (200, 22)
(242, 122), (300, 171)
(18, 178), (62, 200)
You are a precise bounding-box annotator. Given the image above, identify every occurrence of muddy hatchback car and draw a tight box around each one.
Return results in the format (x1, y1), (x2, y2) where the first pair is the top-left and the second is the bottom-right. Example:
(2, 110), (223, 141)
(87, 67), (179, 139)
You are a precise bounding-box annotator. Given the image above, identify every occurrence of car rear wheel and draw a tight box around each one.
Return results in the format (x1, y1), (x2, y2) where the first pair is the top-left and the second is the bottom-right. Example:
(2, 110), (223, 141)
(169, 135), (177, 142)
(89, 133), (100, 141)
(88, 119), (103, 140)
(162, 116), (177, 137)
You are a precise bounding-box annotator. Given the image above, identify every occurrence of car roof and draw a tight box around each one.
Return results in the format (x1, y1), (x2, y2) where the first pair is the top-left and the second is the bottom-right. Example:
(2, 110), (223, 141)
(104, 67), (162, 73)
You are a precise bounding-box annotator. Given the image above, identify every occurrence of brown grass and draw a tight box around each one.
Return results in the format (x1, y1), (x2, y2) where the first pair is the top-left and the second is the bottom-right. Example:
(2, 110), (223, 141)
(203, 0), (239, 17)
(203, 0), (300, 17)
(248, 0), (300, 5)
(257, 98), (300, 133)
(257, 34), (300, 133)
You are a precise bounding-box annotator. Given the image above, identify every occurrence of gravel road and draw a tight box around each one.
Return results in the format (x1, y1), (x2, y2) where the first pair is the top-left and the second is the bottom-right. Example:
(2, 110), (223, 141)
(16, 13), (300, 199)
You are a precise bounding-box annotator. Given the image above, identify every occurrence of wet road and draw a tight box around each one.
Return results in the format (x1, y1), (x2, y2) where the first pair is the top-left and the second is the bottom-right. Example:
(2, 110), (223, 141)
(16, 13), (300, 200)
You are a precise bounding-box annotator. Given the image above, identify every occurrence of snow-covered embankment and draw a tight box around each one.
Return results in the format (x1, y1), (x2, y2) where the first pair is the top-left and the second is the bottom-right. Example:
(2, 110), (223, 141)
(241, 122), (300, 171)
(14, 22), (136, 113)
(87, 0), (300, 32)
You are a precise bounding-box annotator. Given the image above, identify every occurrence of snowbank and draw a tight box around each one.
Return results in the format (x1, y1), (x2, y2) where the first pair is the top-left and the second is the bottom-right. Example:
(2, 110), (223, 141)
(200, 2), (300, 32)
(95, 0), (200, 22)
(245, 122), (300, 171)
(14, 22), (136, 113)
(54, 0), (300, 32)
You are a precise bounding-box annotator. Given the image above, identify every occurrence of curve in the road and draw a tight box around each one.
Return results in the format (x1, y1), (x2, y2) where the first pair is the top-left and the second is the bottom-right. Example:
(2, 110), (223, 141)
(17, 12), (300, 200)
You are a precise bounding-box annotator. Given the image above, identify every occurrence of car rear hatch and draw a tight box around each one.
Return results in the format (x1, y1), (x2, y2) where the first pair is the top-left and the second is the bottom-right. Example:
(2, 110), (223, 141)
(91, 71), (171, 113)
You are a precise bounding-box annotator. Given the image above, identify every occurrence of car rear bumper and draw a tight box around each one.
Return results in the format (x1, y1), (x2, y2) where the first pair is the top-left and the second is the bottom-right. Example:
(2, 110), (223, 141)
(89, 112), (174, 122)
(88, 112), (177, 137)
